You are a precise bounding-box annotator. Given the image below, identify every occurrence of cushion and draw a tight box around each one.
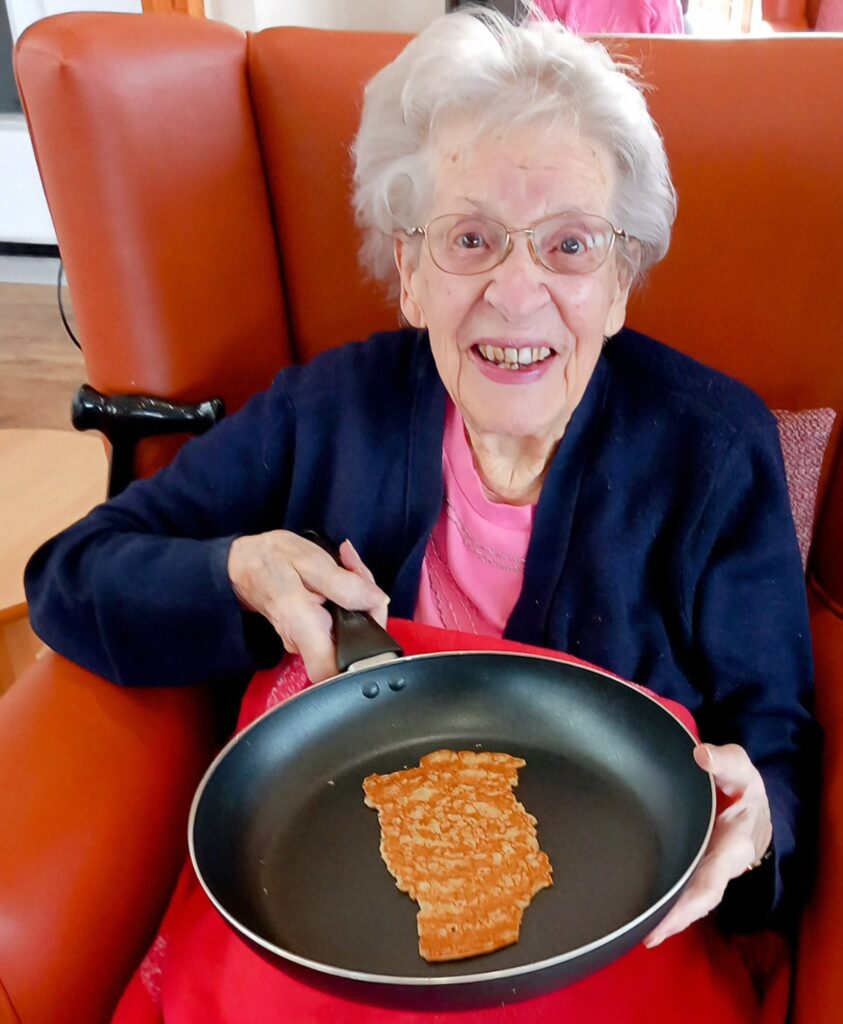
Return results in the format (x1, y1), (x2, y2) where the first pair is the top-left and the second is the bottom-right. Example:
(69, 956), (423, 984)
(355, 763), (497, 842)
(772, 409), (836, 569)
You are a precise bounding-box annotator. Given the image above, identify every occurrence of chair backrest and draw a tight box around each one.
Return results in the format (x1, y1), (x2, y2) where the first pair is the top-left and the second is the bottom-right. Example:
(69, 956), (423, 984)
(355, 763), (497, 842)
(252, 29), (843, 412)
(15, 15), (843, 599)
(16, 14), (292, 415)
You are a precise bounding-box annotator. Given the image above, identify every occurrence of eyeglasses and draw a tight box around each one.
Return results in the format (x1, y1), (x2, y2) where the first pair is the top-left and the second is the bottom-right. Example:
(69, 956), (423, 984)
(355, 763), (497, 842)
(405, 211), (629, 277)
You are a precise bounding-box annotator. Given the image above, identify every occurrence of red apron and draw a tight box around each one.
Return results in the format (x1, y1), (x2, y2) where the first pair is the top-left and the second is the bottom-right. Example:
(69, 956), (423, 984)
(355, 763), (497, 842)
(114, 621), (790, 1024)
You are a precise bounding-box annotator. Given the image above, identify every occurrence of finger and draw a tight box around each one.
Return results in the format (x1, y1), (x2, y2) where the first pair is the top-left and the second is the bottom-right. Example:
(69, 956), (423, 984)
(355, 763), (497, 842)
(339, 539), (376, 584)
(297, 539), (387, 613)
(643, 870), (722, 949)
(339, 539), (390, 627)
(644, 902), (690, 949)
(696, 743), (771, 848)
(644, 863), (723, 947)
(270, 595), (338, 683)
(647, 745), (772, 949)
(644, 812), (757, 948)
(718, 794), (773, 863)
(694, 743), (759, 798)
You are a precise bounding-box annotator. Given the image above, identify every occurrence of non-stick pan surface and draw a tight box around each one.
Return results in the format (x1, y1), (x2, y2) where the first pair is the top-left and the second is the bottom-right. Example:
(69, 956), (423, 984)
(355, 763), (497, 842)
(190, 651), (714, 1010)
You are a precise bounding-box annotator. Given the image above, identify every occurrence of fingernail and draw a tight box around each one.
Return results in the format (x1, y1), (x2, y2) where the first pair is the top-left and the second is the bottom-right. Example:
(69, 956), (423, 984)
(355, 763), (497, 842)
(643, 935), (662, 949)
(697, 744), (714, 770)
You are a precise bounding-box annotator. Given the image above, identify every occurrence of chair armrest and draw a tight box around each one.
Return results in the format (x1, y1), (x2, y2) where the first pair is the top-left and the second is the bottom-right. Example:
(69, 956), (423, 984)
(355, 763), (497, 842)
(792, 591), (843, 1022)
(0, 652), (216, 1024)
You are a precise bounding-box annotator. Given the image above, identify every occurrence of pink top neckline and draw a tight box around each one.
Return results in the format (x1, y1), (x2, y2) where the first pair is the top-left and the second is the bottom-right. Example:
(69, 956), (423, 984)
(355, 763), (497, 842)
(413, 401), (534, 637)
(444, 405), (537, 530)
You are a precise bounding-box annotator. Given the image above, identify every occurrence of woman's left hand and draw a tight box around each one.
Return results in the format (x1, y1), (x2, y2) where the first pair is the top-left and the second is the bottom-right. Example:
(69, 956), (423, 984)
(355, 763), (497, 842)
(643, 742), (773, 948)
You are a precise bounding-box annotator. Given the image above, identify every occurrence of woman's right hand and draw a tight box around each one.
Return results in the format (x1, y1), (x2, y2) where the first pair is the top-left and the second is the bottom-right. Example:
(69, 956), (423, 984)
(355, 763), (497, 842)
(227, 530), (389, 682)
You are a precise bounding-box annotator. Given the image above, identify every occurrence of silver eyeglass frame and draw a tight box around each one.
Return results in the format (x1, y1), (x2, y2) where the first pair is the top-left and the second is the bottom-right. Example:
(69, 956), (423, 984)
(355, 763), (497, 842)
(404, 212), (630, 277)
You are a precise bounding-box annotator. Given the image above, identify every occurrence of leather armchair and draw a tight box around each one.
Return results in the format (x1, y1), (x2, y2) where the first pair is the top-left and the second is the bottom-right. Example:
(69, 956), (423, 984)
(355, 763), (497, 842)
(5, 14), (843, 1023)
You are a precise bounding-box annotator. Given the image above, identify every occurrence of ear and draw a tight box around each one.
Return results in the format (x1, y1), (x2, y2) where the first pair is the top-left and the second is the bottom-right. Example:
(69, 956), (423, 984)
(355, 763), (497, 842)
(394, 237), (425, 329)
(603, 241), (640, 338)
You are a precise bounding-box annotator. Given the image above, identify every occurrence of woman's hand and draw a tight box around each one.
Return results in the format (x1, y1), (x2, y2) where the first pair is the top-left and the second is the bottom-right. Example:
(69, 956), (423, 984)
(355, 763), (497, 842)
(643, 742), (773, 948)
(227, 530), (389, 682)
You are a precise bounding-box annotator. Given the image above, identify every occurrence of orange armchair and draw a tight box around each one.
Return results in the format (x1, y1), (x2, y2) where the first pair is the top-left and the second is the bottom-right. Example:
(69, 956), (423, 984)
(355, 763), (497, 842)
(5, 15), (843, 1023)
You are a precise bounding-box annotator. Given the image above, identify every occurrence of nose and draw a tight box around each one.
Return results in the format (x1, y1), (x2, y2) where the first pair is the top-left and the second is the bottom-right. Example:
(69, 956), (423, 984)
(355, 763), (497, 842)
(482, 235), (551, 322)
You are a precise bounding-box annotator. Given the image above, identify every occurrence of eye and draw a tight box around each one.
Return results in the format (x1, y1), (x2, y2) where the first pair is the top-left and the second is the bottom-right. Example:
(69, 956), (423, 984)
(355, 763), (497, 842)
(440, 217), (499, 263)
(558, 235), (587, 255)
(535, 214), (616, 274)
(547, 230), (592, 258)
(455, 231), (486, 250)
(427, 214), (504, 274)
(539, 220), (600, 268)
(445, 220), (492, 253)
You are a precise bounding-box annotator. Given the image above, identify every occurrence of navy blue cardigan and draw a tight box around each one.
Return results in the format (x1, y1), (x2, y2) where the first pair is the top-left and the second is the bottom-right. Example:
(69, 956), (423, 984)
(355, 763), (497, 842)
(25, 327), (819, 929)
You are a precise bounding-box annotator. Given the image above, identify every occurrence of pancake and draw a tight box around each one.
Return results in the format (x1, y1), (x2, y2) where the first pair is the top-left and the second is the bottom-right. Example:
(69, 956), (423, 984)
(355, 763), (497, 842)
(363, 749), (553, 962)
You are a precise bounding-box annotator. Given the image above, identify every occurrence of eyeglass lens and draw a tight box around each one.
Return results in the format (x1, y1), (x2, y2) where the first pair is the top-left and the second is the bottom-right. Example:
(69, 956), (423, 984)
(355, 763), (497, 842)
(425, 212), (617, 276)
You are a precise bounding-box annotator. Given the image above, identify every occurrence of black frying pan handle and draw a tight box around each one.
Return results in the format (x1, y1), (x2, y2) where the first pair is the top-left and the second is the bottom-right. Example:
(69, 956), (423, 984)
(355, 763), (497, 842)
(301, 530), (403, 672)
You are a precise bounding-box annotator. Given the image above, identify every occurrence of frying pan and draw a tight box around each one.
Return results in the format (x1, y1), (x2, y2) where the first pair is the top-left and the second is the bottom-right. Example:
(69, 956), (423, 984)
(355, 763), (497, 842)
(190, 591), (714, 1011)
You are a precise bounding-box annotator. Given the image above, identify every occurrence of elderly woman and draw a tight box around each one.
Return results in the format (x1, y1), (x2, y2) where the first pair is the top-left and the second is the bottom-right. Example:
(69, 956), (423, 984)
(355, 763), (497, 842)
(26, 7), (816, 1022)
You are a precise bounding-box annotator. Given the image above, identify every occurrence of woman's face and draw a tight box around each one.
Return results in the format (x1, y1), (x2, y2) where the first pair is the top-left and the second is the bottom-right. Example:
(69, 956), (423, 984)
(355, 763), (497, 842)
(395, 124), (635, 446)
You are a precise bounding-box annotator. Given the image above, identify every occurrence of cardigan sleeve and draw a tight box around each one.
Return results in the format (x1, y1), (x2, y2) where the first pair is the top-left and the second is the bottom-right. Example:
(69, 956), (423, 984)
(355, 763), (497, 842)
(686, 413), (821, 930)
(24, 376), (296, 688)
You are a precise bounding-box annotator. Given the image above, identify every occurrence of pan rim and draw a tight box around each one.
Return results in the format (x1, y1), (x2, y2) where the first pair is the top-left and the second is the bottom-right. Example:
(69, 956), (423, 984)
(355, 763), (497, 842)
(188, 649), (716, 988)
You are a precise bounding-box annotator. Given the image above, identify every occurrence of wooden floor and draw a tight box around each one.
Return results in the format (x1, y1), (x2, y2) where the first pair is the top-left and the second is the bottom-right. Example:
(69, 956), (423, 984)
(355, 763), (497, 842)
(0, 282), (100, 692)
(0, 283), (86, 431)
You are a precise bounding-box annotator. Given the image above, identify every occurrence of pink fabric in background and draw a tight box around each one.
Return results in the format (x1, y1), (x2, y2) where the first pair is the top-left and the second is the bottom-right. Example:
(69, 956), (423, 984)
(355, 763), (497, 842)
(816, 0), (843, 29)
(532, 0), (683, 34)
(415, 400), (534, 636)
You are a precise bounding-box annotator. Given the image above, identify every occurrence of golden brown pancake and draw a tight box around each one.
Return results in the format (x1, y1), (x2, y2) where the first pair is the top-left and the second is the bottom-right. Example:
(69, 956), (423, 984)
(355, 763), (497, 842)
(363, 749), (552, 962)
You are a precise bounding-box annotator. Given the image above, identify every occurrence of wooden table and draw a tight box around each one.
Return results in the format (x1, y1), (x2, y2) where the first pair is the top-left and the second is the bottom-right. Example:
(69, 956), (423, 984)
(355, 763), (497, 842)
(0, 429), (108, 693)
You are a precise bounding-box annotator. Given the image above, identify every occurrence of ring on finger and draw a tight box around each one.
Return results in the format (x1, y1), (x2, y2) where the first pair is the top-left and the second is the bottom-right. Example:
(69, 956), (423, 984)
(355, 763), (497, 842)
(743, 842), (774, 873)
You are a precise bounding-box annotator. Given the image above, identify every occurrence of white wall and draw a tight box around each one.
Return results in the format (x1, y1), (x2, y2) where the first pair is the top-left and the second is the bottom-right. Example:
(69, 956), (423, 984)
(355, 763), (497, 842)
(206, 0), (446, 33)
(6, 0), (141, 44)
(0, 115), (56, 244)
(2, 0), (444, 244)
(2, 0), (142, 245)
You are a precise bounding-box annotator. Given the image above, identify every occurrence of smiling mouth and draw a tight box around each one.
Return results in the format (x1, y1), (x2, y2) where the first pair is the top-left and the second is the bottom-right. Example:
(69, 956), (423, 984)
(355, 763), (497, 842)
(473, 344), (554, 371)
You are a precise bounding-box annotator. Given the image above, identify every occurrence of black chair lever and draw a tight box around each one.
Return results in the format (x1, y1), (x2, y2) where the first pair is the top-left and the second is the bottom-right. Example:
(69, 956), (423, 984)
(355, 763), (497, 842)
(71, 383), (225, 497)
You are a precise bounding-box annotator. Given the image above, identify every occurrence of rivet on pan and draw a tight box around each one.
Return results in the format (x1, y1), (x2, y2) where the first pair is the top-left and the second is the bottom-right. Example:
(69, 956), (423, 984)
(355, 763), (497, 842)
(362, 681), (380, 699)
(388, 677), (406, 691)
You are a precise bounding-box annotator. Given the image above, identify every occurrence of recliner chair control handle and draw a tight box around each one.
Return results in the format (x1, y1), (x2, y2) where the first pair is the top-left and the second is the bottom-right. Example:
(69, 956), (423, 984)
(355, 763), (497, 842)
(71, 383), (225, 497)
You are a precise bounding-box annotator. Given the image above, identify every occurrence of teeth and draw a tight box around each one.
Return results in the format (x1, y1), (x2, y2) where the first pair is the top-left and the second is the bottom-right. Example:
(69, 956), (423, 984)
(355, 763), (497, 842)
(477, 344), (552, 369)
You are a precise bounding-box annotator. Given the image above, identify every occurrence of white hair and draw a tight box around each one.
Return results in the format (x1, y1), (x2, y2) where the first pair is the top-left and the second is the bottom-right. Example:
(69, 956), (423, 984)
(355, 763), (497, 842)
(352, 3), (676, 291)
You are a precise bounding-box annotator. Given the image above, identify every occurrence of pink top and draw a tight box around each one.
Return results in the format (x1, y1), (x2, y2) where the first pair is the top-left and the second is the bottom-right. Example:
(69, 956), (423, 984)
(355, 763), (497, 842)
(533, 0), (683, 34)
(414, 401), (534, 638)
